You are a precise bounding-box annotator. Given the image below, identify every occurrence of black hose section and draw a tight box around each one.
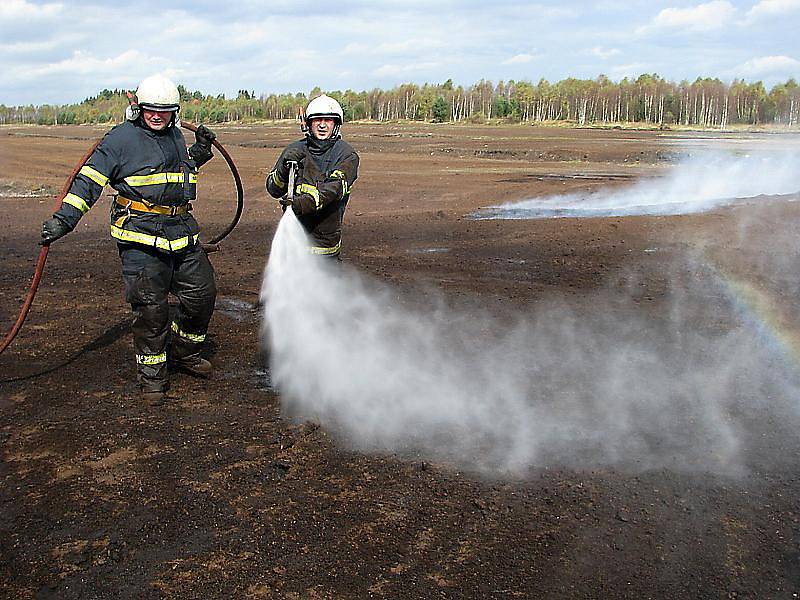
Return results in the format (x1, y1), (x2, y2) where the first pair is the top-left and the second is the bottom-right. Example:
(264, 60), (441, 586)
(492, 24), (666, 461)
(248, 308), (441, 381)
(181, 121), (244, 245)
(0, 122), (243, 357)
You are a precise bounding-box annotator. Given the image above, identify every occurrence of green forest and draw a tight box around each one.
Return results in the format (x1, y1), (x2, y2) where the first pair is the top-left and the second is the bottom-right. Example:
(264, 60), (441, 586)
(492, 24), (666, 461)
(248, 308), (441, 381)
(2, 74), (798, 128)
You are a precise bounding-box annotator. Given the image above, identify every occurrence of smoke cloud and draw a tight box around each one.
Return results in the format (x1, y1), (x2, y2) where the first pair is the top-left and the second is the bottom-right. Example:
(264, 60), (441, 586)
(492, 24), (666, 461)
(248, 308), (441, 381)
(262, 163), (800, 478)
(474, 151), (800, 219)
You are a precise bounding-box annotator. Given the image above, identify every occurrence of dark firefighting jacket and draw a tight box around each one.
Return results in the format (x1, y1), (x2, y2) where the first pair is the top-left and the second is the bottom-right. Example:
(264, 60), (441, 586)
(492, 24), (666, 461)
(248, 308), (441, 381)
(266, 135), (359, 255)
(54, 118), (210, 253)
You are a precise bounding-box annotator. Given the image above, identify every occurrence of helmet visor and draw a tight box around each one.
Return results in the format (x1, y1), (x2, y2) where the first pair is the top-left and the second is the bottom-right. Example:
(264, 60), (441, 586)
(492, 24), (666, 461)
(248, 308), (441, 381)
(307, 112), (341, 123)
(139, 102), (180, 112)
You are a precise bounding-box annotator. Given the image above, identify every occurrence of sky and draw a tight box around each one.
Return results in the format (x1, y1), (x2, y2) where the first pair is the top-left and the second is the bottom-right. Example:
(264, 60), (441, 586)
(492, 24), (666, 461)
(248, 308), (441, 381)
(1, 0), (798, 106)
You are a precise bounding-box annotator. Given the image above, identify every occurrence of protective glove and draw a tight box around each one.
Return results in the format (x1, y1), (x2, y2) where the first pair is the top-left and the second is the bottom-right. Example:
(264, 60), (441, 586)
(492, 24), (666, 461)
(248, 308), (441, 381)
(39, 216), (72, 245)
(194, 124), (216, 149)
(278, 147), (305, 178)
(189, 125), (215, 166)
(290, 193), (316, 216)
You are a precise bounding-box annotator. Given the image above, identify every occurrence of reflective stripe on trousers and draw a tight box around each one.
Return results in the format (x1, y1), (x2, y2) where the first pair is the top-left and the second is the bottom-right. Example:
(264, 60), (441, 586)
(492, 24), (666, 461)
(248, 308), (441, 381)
(136, 352), (167, 365)
(309, 240), (342, 256)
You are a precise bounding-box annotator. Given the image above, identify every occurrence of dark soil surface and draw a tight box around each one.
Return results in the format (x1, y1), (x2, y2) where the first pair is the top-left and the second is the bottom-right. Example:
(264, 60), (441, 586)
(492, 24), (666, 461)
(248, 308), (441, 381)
(1, 123), (799, 599)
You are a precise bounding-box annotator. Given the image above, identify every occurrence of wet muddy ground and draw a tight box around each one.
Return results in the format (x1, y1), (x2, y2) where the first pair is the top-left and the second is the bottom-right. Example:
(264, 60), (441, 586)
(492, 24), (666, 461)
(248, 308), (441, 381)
(1, 123), (799, 598)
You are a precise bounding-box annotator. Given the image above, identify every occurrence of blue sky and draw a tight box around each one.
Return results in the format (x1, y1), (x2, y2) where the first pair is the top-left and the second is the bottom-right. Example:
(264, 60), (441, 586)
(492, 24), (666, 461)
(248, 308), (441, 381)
(1, 0), (798, 105)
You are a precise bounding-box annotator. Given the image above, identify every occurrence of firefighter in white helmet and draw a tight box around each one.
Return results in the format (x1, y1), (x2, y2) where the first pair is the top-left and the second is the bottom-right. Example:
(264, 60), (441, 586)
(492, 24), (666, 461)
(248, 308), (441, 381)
(40, 74), (219, 405)
(266, 94), (360, 257)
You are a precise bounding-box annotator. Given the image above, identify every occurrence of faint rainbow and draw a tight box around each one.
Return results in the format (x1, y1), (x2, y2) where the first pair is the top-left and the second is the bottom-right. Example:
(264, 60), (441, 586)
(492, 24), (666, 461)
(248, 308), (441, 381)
(709, 261), (800, 367)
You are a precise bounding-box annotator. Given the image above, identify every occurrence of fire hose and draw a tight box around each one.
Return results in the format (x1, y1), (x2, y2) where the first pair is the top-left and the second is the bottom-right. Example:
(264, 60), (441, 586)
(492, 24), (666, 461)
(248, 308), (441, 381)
(0, 121), (244, 356)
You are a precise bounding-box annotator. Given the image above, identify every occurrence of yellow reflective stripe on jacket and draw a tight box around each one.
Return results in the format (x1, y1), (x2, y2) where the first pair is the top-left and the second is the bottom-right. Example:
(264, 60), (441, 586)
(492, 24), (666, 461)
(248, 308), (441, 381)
(124, 172), (198, 187)
(63, 193), (91, 214)
(309, 240), (341, 255)
(171, 321), (206, 343)
(110, 225), (200, 251)
(297, 183), (321, 210)
(270, 170), (285, 188)
(136, 351), (166, 365)
(79, 165), (109, 186)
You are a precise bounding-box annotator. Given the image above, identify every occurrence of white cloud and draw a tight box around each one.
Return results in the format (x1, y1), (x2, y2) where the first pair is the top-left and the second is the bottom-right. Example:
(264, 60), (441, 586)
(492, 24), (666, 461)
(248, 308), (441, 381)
(745, 0), (800, 21)
(341, 42), (369, 56)
(372, 62), (440, 77)
(591, 46), (621, 59)
(637, 0), (737, 34)
(0, 39), (62, 54)
(733, 55), (800, 77)
(498, 4), (578, 19)
(379, 38), (446, 53)
(0, 0), (62, 19)
(502, 53), (536, 65)
(609, 63), (651, 80)
(343, 38), (445, 57)
(25, 49), (173, 79)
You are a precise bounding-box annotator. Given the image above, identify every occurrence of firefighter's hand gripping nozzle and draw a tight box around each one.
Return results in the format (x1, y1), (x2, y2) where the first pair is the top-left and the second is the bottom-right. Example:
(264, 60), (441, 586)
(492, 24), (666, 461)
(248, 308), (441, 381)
(280, 161), (299, 213)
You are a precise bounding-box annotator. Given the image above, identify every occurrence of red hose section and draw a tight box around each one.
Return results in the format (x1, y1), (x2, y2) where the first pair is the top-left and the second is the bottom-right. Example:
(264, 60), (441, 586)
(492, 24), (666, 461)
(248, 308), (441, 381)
(0, 122), (244, 356)
(0, 139), (100, 356)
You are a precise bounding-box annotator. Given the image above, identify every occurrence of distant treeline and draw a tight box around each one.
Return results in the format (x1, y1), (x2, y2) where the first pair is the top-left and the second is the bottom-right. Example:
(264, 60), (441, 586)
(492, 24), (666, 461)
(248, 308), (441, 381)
(2, 74), (798, 128)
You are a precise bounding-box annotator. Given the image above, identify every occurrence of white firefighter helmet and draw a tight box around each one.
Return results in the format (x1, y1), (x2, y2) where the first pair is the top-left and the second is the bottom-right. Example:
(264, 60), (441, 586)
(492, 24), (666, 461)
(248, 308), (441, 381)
(305, 94), (343, 124)
(136, 74), (181, 111)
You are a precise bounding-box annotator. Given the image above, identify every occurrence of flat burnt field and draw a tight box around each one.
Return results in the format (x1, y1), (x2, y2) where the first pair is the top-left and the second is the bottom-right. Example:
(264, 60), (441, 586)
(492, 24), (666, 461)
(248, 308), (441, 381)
(1, 122), (799, 598)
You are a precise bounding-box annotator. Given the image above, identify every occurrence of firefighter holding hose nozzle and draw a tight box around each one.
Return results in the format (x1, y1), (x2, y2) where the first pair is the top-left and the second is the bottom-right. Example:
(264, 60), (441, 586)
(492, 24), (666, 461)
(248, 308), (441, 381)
(266, 94), (360, 258)
(39, 74), (218, 406)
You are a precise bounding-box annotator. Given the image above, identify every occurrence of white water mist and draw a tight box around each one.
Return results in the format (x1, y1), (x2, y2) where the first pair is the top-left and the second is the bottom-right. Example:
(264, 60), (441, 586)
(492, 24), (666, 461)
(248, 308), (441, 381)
(261, 212), (800, 477)
(476, 150), (800, 219)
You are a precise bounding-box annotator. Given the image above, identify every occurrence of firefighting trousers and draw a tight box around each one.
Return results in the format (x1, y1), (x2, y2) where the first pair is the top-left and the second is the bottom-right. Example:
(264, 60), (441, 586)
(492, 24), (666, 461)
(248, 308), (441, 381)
(119, 243), (217, 392)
